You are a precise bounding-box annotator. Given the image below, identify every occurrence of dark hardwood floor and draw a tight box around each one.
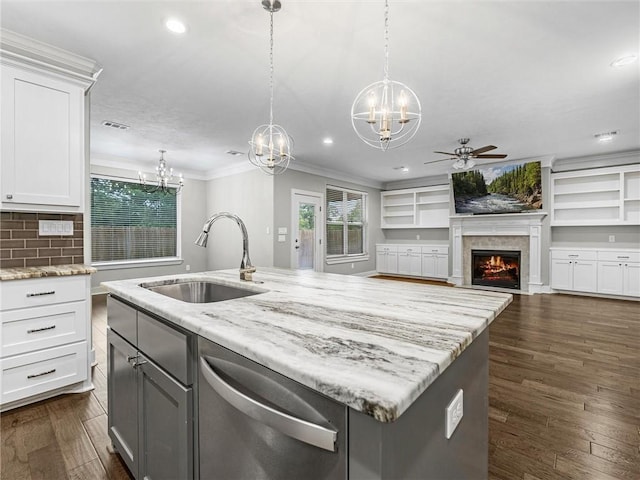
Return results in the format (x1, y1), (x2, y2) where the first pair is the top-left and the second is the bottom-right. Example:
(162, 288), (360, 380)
(1, 290), (638, 479)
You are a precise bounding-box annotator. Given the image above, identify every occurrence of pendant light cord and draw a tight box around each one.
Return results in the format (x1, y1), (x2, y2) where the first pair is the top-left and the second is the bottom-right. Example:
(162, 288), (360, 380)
(269, 10), (275, 126)
(383, 0), (390, 81)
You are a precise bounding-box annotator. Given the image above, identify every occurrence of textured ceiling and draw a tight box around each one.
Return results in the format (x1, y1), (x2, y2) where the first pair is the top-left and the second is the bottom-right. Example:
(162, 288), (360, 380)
(1, 0), (638, 184)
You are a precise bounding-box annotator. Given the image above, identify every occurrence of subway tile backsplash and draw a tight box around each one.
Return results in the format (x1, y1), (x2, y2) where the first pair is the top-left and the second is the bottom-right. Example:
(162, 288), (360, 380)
(0, 212), (84, 268)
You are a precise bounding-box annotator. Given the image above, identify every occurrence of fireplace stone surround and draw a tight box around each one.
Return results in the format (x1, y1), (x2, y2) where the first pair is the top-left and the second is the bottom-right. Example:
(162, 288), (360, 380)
(450, 212), (547, 293)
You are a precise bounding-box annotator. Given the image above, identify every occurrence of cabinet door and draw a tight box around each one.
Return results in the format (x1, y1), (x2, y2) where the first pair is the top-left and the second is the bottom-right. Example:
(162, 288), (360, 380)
(138, 356), (193, 480)
(597, 262), (624, 295)
(376, 251), (388, 273)
(386, 252), (398, 274)
(1, 65), (84, 210)
(551, 259), (573, 290)
(408, 254), (422, 276)
(397, 253), (411, 275)
(623, 263), (640, 297)
(421, 255), (436, 277)
(107, 330), (139, 478)
(435, 254), (449, 279)
(573, 260), (597, 293)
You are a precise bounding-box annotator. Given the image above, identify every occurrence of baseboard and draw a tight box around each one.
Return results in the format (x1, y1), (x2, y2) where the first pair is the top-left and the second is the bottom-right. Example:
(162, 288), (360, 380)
(355, 270), (378, 277)
(550, 289), (640, 301)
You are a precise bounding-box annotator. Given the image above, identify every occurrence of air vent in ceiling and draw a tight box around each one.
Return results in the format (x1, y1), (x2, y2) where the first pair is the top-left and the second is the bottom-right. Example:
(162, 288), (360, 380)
(102, 120), (130, 130)
(225, 150), (245, 156)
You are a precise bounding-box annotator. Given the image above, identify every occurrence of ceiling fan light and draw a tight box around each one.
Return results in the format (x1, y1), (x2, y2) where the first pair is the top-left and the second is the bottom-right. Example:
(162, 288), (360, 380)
(466, 159), (476, 169)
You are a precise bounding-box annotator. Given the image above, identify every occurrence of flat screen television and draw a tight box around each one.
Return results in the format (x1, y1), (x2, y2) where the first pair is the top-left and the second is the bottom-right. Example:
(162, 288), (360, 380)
(452, 160), (542, 214)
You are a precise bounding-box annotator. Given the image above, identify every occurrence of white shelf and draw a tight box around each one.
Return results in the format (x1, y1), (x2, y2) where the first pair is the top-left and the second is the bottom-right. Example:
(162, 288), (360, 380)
(550, 164), (640, 226)
(381, 184), (450, 229)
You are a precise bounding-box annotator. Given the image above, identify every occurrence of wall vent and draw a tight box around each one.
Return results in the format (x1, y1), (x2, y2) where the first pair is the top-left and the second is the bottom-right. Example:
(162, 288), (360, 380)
(102, 120), (130, 130)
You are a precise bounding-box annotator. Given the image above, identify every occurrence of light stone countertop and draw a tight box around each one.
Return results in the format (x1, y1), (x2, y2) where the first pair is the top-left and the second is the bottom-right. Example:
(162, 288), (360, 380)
(102, 267), (512, 423)
(0, 264), (97, 281)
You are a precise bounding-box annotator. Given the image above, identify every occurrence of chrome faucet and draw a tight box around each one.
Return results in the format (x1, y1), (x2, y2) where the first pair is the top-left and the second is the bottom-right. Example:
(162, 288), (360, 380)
(195, 212), (256, 281)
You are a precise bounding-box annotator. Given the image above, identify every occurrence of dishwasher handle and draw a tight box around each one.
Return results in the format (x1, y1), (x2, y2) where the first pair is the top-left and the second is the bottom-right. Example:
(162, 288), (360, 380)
(199, 357), (337, 452)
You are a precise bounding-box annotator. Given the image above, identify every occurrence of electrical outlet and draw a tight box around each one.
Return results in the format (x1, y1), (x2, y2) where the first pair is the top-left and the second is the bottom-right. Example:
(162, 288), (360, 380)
(445, 389), (463, 439)
(609, 235), (616, 243)
(416, 234), (420, 240)
(351, 263), (355, 269)
(185, 264), (191, 271)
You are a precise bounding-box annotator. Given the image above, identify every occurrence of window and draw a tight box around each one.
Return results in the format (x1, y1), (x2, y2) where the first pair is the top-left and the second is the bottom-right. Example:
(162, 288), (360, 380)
(91, 177), (180, 266)
(326, 186), (367, 261)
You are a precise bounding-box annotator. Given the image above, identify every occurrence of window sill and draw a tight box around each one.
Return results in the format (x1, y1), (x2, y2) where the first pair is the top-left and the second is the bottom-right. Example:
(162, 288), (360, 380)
(325, 254), (370, 265)
(92, 257), (183, 271)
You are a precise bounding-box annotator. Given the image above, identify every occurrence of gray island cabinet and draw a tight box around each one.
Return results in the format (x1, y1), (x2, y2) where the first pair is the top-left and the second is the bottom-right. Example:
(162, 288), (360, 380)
(103, 268), (511, 480)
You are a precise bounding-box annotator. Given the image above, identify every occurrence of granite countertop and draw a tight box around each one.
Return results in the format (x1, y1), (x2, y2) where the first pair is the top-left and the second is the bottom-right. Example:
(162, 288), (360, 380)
(102, 267), (512, 423)
(0, 264), (97, 281)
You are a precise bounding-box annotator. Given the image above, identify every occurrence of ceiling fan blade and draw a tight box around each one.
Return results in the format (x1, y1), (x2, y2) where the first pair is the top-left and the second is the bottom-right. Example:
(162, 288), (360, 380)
(474, 154), (508, 159)
(433, 151), (457, 156)
(470, 145), (497, 155)
(424, 158), (454, 165)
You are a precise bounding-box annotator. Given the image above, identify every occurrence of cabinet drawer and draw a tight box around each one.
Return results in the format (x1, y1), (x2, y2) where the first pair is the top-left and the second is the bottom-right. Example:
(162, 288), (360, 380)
(421, 246), (449, 255)
(551, 250), (597, 261)
(376, 245), (398, 253)
(597, 251), (640, 263)
(108, 296), (138, 345)
(0, 275), (87, 311)
(138, 312), (192, 385)
(1, 301), (86, 357)
(397, 245), (422, 254)
(1, 341), (88, 404)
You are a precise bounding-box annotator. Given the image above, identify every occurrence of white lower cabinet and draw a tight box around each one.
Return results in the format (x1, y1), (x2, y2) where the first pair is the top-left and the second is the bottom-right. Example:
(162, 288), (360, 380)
(377, 244), (448, 279)
(397, 246), (422, 276)
(376, 245), (398, 274)
(0, 275), (92, 409)
(551, 248), (639, 298)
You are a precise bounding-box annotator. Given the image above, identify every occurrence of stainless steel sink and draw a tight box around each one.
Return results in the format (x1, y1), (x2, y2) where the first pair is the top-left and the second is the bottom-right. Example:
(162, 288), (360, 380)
(142, 280), (264, 303)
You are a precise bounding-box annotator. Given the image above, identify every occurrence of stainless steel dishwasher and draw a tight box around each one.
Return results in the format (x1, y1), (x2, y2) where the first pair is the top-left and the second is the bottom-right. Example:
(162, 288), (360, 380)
(198, 336), (347, 480)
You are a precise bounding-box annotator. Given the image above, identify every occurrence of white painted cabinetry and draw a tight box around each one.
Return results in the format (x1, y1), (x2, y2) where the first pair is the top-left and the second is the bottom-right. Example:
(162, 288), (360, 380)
(0, 275), (92, 409)
(397, 246), (422, 276)
(377, 244), (449, 279)
(421, 246), (449, 279)
(376, 245), (398, 274)
(0, 29), (99, 213)
(551, 248), (639, 298)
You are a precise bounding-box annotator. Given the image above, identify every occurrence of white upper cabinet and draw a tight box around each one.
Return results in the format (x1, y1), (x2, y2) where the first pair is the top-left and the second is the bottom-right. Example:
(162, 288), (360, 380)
(550, 164), (640, 226)
(0, 29), (100, 213)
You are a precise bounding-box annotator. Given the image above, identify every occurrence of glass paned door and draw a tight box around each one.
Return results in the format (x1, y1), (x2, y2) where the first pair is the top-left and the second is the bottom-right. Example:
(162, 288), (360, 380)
(292, 192), (323, 271)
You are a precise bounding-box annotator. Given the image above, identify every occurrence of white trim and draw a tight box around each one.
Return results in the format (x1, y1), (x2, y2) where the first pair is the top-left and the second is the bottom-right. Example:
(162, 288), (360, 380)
(92, 257), (183, 270)
(291, 189), (325, 272)
(290, 160), (383, 189)
(326, 254), (370, 265)
(355, 270), (378, 277)
(91, 155), (205, 180)
(204, 162), (256, 180)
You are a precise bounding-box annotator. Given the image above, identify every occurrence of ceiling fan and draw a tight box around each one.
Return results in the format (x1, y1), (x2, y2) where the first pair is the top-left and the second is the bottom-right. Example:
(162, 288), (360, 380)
(424, 138), (508, 170)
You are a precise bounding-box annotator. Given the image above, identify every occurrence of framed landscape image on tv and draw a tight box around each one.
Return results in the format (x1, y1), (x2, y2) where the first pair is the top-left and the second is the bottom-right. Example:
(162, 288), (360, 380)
(452, 160), (542, 214)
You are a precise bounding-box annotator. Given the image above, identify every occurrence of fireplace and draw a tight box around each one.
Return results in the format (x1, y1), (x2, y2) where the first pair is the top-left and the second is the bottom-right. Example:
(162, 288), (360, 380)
(472, 250), (521, 290)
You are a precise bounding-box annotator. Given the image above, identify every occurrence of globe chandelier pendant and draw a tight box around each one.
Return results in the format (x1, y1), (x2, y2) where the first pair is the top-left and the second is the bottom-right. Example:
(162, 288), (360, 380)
(248, 0), (293, 175)
(138, 149), (184, 195)
(351, 0), (421, 151)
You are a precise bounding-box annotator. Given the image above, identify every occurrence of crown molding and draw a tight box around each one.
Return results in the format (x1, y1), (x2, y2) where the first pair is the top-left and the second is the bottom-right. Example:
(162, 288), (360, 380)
(90, 154), (205, 181)
(287, 160), (383, 190)
(552, 150), (639, 172)
(1, 28), (102, 88)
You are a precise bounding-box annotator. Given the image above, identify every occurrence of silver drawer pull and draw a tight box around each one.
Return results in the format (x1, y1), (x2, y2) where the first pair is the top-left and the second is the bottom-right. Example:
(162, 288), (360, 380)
(568, 255), (579, 258)
(26, 291), (55, 297)
(27, 369), (56, 379)
(27, 325), (56, 334)
(617, 256), (630, 259)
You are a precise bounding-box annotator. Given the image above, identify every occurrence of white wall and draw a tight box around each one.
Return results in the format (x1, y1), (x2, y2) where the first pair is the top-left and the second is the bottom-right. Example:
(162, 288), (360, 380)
(204, 169), (274, 271)
(89, 164), (208, 291)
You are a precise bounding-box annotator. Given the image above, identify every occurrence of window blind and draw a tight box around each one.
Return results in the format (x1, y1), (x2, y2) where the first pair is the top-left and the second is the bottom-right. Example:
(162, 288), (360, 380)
(91, 177), (178, 263)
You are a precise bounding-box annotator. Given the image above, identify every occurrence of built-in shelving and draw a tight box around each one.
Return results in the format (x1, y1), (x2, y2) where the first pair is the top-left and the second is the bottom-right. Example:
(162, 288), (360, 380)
(381, 185), (450, 229)
(550, 164), (640, 226)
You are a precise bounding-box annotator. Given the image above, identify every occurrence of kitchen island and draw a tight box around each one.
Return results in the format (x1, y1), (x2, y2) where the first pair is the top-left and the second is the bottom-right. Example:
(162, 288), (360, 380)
(103, 267), (512, 480)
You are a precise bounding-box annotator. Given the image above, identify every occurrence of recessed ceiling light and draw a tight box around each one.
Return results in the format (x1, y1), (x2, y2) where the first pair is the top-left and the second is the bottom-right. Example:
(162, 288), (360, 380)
(165, 18), (186, 34)
(393, 166), (409, 172)
(322, 138), (334, 145)
(610, 55), (637, 67)
(594, 131), (618, 143)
